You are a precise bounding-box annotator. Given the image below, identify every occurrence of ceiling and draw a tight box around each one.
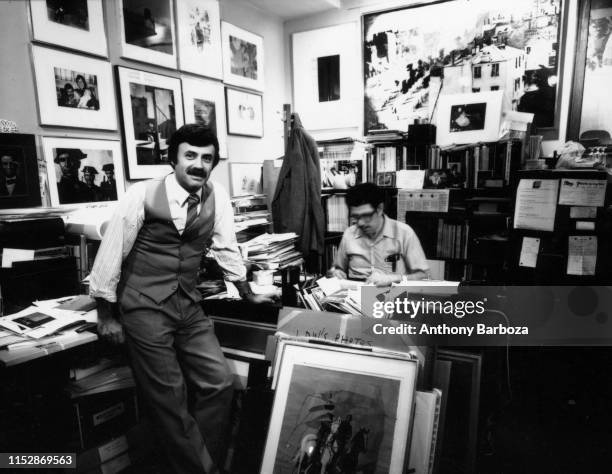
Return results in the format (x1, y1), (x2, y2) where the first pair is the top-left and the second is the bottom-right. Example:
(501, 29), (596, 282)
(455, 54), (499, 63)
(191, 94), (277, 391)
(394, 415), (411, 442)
(237, 0), (341, 20)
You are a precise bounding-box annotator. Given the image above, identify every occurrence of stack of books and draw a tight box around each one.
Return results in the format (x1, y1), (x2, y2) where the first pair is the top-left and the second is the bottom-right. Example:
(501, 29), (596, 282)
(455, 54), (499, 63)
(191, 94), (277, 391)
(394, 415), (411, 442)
(243, 232), (302, 270)
(232, 194), (271, 233)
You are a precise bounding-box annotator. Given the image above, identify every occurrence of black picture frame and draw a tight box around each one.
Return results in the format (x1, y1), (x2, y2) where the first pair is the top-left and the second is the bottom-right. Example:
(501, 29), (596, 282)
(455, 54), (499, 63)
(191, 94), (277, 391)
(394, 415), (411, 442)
(0, 134), (42, 209)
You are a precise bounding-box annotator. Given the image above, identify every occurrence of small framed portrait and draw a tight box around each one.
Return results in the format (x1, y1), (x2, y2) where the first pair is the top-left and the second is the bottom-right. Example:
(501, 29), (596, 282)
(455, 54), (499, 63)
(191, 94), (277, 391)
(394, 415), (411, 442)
(0, 134), (42, 209)
(42, 137), (125, 207)
(119, 0), (177, 69)
(225, 88), (263, 138)
(182, 76), (227, 158)
(221, 22), (264, 91)
(116, 66), (184, 180)
(262, 341), (417, 473)
(229, 162), (263, 197)
(31, 46), (117, 130)
(436, 91), (503, 147)
(176, 0), (223, 79)
(29, 0), (108, 57)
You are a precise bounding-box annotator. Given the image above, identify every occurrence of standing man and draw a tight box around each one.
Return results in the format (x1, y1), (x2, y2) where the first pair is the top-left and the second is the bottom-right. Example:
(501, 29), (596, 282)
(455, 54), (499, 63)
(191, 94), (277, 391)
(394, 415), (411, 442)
(0, 152), (26, 196)
(55, 148), (90, 204)
(328, 182), (429, 285)
(89, 125), (271, 473)
(100, 163), (118, 201)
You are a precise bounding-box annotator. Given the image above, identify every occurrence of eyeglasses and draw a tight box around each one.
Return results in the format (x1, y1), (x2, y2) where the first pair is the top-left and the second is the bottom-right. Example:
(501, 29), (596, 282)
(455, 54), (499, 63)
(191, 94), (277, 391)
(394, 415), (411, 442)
(350, 209), (378, 224)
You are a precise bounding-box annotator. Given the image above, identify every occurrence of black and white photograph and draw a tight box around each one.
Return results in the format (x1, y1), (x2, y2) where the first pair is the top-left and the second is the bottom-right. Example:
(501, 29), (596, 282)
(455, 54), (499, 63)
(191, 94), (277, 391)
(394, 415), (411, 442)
(31, 46), (116, 129)
(222, 22), (264, 91)
(449, 103), (487, 132)
(225, 87), (263, 137)
(176, 0), (222, 79)
(29, 0), (107, 56)
(119, 0), (177, 68)
(117, 66), (184, 179)
(0, 134), (41, 209)
(42, 137), (125, 207)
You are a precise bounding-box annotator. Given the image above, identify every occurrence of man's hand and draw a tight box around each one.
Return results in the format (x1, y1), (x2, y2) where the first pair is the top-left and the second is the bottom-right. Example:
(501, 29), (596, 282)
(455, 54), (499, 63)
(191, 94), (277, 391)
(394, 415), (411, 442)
(95, 297), (124, 345)
(365, 268), (401, 287)
(244, 293), (276, 304)
(327, 266), (347, 280)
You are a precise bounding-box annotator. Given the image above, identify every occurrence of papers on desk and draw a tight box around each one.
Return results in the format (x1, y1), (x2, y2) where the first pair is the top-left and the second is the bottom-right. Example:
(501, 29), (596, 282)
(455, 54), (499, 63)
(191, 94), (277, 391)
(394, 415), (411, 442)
(513, 179), (558, 231)
(0, 306), (88, 339)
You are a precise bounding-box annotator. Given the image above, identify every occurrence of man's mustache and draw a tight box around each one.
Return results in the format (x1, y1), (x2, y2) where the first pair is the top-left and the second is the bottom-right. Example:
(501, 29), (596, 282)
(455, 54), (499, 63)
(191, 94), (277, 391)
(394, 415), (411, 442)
(187, 168), (206, 178)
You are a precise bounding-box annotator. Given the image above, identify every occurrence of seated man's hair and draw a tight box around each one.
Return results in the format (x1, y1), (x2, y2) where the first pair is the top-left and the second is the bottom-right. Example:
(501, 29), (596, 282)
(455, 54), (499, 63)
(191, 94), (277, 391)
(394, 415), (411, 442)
(167, 124), (220, 167)
(346, 182), (385, 208)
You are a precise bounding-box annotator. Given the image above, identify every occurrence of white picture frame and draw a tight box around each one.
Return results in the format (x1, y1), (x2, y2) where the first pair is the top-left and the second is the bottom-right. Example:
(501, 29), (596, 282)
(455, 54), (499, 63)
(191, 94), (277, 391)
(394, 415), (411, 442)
(119, 0), (177, 69)
(261, 341), (418, 473)
(435, 90), (504, 147)
(292, 23), (361, 132)
(42, 137), (125, 207)
(221, 22), (264, 92)
(225, 87), (263, 138)
(229, 162), (263, 197)
(176, 0), (223, 79)
(116, 66), (185, 180)
(181, 76), (227, 158)
(29, 0), (108, 57)
(31, 45), (117, 130)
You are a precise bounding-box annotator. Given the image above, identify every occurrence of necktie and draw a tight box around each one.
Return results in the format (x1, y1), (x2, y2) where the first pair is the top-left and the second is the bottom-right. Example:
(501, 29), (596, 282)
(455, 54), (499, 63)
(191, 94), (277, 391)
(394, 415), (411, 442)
(185, 193), (200, 231)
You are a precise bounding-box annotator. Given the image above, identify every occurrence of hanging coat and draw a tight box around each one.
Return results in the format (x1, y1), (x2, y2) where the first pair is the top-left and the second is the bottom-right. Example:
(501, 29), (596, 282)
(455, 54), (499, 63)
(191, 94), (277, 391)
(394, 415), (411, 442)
(272, 113), (325, 256)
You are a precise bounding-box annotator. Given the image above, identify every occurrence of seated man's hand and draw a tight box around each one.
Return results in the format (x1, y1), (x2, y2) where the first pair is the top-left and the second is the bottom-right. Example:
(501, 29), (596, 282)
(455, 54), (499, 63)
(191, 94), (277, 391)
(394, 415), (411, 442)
(365, 268), (401, 287)
(327, 266), (347, 280)
(245, 293), (276, 304)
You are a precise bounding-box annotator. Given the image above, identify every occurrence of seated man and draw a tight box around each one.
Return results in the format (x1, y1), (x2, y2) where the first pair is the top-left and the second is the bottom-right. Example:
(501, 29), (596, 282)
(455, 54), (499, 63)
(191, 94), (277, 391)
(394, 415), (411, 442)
(328, 182), (429, 286)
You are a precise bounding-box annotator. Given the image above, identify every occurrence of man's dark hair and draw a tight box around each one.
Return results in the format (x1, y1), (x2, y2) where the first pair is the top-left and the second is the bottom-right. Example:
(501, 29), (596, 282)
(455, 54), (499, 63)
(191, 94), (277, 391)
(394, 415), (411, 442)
(346, 182), (385, 208)
(167, 124), (220, 167)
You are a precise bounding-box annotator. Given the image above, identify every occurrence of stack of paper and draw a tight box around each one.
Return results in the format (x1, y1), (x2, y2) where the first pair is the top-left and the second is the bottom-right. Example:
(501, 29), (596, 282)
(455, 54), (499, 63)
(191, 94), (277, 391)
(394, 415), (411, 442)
(243, 233), (302, 270)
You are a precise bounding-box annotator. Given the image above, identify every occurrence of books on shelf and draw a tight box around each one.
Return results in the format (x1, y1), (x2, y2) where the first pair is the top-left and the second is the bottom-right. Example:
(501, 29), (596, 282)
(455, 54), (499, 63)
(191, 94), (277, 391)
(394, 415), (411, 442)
(325, 194), (349, 232)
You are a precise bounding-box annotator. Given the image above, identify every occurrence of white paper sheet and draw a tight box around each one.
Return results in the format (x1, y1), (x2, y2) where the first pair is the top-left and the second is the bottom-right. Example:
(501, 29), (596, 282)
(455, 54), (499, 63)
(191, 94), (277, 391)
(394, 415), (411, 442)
(396, 170), (426, 190)
(569, 206), (597, 218)
(559, 179), (606, 207)
(567, 236), (597, 276)
(1, 248), (35, 268)
(513, 179), (559, 231)
(519, 237), (540, 268)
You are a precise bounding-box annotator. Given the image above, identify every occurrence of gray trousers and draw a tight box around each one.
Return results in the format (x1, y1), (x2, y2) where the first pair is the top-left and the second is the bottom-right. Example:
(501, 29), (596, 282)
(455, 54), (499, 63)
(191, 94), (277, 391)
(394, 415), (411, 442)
(119, 285), (234, 474)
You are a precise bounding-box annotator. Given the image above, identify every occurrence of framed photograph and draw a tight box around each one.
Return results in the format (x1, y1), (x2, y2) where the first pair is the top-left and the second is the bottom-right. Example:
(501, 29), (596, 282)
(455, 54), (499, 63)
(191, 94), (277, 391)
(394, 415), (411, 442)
(292, 23), (361, 131)
(436, 91), (504, 147)
(261, 341), (417, 473)
(29, 0), (108, 57)
(567, 0), (612, 143)
(229, 162), (262, 197)
(116, 66), (184, 179)
(221, 22), (264, 91)
(182, 76), (227, 158)
(225, 88), (263, 138)
(119, 0), (177, 69)
(176, 0), (222, 79)
(42, 137), (125, 207)
(363, 0), (567, 139)
(0, 134), (42, 209)
(31, 46), (117, 130)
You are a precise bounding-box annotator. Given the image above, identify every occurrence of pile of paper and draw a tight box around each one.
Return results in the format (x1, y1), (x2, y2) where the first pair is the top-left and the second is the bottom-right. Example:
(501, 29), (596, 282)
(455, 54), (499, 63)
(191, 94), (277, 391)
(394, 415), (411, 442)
(242, 232), (302, 270)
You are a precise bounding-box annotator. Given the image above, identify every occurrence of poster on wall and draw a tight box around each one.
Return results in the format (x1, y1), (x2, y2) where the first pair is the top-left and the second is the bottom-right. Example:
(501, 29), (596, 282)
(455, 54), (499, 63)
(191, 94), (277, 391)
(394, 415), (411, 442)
(119, 0), (177, 69)
(29, 0), (108, 57)
(42, 137), (125, 207)
(0, 134), (42, 209)
(181, 76), (227, 158)
(176, 0), (223, 79)
(116, 66), (184, 179)
(292, 23), (361, 132)
(221, 22), (264, 91)
(31, 45), (117, 130)
(363, 0), (564, 136)
(225, 87), (263, 137)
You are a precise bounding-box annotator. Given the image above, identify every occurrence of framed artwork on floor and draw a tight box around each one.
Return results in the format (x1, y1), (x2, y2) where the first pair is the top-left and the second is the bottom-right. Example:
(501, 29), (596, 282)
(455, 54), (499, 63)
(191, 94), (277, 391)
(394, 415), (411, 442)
(181, 76), (227, 158)
(262, 341), (418, 474)
(225, 87), (263, 138)
(42, 137), (125, 207)
(119, 0), (177, 69)
(176, 0), (223, 79)
(116, 66), (184, 179)
(31, 45), (117, 130)
(221, 22), (264, 91)
(0, 134), (42, 209)
(29, 0), (108, 57)
(229, 162), (262, 197)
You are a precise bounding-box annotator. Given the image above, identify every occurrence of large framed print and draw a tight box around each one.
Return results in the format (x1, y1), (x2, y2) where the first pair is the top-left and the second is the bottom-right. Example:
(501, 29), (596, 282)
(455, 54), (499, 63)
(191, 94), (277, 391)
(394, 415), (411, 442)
(42, 137), (125, 207)
(176, 0), (223, 79)
(116, 66), (184, 179)
(261, 341), (417, 474)
(221, 22), (264, 92)
(436, 90), (504, 147)
(119, 0), (177, 69)
(29, 0), (108, 57)
(363, 0), (566, 139)
(31, 46), (117, 130)
(567, 0), (612, 142)
(292, 23), (361, 132)
(225, 88), (263, 138)
(0, 134), (42, 209)
(182, 76), (227, 158)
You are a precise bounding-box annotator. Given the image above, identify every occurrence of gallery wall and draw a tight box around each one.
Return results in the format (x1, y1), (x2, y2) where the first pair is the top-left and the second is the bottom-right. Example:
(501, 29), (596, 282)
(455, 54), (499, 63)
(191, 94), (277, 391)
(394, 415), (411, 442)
(283, 0), (580, 156)
(0, 0), (286, 199)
